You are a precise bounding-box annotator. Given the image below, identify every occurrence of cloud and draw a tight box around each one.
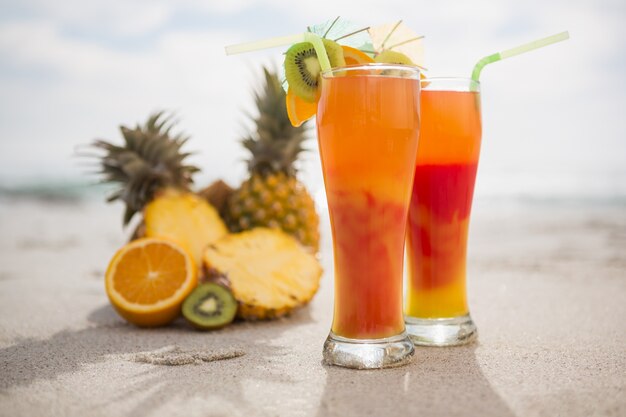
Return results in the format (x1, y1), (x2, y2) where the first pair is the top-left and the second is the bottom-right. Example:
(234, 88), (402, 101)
(0, 17), (274, 184)
(1, 0), (173, 36)
(0, 0), (624, 199)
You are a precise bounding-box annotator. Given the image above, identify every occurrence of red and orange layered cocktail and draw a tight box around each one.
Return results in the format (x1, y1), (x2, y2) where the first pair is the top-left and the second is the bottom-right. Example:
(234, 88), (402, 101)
(405, 78), (481, 346)
(317, 65), (420, 368)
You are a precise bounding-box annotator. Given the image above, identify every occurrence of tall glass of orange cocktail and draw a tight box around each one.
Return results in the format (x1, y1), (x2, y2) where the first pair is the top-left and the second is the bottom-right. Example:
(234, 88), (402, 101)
(317, 64), (420, 369)
(404, 78), (481, 346)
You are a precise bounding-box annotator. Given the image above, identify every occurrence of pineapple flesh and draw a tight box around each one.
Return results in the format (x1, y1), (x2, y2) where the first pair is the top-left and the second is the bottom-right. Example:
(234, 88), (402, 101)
(144, 189), (228, 266)
(225, 68), (320, 251)
(203, 228), (322, 320)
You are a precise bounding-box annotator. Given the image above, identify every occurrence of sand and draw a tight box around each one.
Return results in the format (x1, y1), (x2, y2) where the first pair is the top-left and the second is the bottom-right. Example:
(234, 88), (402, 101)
(131, 346), (246, 366)
(0, 197), (625, 417)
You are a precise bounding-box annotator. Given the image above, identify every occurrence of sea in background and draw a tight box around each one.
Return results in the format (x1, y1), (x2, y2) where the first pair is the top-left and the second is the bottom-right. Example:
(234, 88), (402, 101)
(1, 164), (626, 209)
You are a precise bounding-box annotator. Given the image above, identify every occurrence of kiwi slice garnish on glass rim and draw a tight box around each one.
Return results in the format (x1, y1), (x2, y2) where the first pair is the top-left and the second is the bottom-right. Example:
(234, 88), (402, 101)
(182, 283), (237, 330)
(284, 38), (346, 103)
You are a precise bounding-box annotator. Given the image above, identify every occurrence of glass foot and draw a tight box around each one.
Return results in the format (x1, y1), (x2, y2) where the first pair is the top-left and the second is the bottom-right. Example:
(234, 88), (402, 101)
(322, 331), (415, 369)
(405, 314), (478, 346)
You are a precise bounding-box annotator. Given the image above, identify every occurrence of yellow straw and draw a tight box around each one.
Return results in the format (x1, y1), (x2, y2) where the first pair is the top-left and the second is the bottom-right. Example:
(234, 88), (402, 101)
(225, 32), (331, 72)
(472, 31), (570, 81)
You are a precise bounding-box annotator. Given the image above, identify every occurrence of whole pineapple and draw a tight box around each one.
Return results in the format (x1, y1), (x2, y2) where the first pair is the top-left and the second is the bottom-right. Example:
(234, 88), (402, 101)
(225, 68), (320, 251)
(92, 112), (228, 265)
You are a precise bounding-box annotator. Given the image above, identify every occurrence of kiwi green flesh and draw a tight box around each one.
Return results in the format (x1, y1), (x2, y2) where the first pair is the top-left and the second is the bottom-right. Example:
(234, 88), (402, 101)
(182, 283), (237, 329)
(284, 39), (346, 103)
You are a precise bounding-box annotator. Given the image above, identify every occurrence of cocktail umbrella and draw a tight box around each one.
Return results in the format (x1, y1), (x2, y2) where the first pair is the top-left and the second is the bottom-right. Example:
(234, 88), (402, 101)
(307, 16), (372, 50)
(367, 20), (425, 67)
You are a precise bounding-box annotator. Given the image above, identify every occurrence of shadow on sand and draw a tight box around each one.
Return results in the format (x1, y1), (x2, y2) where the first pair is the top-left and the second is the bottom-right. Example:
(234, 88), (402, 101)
(315, 343), (516, 417)
(0, 303), (315, 417)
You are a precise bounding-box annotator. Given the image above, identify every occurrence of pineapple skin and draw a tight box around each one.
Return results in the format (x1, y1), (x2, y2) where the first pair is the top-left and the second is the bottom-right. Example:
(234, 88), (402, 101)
(203, 228), (322, 320)
(226, 172), (320, 251)
(144, 189), (228, 266)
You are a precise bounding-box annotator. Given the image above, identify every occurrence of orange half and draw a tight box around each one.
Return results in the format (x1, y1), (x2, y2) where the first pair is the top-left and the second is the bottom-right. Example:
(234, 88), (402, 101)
(105, 237), (198, 327)
(286, 87), (317, 127)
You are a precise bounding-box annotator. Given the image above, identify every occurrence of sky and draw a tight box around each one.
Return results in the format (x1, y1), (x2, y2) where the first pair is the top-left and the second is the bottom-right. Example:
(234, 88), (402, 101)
(0, 0), (625, 200)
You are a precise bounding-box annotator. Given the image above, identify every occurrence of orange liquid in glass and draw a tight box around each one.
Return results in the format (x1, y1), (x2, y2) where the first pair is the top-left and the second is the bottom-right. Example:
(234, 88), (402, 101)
(406, 89), (482, 318)
(317, 74), (420, 339)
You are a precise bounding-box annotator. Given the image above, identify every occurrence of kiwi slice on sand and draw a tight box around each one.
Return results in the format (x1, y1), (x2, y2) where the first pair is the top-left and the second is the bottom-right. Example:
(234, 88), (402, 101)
(374, 50), (415, 65)
(182, 283), (237, 330)
(284, 39), (346, 103)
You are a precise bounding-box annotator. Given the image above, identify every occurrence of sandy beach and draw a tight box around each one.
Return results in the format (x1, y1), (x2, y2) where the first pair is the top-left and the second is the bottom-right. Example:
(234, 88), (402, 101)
(0, 196), (625, 417)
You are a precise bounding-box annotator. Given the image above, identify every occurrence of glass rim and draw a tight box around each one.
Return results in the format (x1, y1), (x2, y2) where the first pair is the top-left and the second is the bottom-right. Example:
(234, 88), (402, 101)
(321, 63), (422, 78)
(420, 76), (481, 90)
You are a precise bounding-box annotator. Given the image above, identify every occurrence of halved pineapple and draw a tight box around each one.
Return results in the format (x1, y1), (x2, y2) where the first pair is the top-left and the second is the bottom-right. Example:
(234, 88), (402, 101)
(144, 189), (228, 266)
(91, 112), (228, 268)
(203, 228), (322, 320)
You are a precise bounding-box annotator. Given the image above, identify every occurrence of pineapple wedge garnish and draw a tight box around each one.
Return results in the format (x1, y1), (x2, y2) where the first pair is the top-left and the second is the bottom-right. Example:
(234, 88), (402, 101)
(203, 228), (322, 320)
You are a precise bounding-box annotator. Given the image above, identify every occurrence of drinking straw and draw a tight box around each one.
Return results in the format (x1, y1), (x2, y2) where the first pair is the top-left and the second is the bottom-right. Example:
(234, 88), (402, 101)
(471, 31), (570, 81)
(225, 32), (331, 73)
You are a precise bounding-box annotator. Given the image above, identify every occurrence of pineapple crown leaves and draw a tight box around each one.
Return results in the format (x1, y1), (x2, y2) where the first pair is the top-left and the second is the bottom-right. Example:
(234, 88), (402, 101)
(243, 68), (309, 177)
(91, 111), (200, 225)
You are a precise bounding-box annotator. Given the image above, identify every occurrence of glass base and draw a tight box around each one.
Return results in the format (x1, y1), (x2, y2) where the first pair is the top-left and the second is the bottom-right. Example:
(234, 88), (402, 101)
(322, 331), (415, 369)
(405, 314), (478, 346)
